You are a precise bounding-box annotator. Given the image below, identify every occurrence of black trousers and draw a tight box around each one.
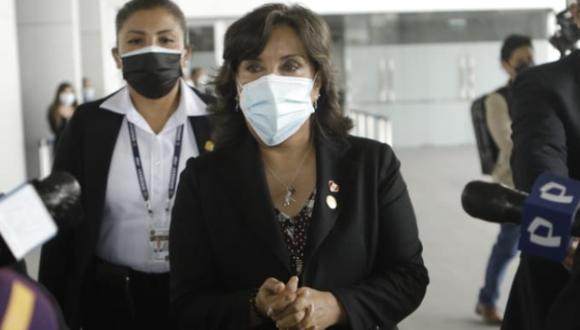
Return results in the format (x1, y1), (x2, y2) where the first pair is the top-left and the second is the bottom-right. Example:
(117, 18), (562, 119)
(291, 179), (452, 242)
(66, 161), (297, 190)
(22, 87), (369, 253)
(83, 259), (174, 330)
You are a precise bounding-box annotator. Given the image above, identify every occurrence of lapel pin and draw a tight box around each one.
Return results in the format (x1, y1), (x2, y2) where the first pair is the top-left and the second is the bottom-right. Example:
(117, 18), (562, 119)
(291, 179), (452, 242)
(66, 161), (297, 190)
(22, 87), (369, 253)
(204, 140), (215, 152)
(328, 180), (340, 193)
(326, 195), (337, 210)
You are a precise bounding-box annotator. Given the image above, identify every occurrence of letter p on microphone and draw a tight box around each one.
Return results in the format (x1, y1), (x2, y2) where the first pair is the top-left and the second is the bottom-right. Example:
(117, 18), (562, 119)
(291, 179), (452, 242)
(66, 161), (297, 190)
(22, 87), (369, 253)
(519, 173), (580, 262)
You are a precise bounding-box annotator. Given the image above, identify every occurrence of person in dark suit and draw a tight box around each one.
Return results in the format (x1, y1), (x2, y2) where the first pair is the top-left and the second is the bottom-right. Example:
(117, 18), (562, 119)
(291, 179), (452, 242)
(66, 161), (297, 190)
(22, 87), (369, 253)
(169, 4), (429, 330)
(503, 3), (580, 330)
(38, 1), (213, 329)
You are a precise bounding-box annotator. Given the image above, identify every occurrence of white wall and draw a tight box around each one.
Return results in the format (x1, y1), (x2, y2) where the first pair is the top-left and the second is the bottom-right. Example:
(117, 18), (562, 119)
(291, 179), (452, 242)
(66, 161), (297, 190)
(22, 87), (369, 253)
(346, 40), (554, 147)
(0, 0), (26, 191)
(17, 0), (82, 179)
(177, 0), (568, 18)
(99, 0), (125, 95)
(79, 0), (106, 100)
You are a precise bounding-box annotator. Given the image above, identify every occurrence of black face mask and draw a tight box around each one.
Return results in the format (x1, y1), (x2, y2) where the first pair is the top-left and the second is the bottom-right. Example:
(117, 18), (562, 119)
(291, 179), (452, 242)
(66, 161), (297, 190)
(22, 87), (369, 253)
(514, 62), (534, 75)
(121, 48), (182, 99)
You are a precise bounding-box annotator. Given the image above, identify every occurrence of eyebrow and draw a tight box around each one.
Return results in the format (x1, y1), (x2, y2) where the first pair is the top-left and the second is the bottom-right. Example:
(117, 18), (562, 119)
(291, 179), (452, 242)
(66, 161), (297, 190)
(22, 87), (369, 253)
(126, 29), (177, 35)
(281, 54), (305, 60)
(244, 54), (306, 61)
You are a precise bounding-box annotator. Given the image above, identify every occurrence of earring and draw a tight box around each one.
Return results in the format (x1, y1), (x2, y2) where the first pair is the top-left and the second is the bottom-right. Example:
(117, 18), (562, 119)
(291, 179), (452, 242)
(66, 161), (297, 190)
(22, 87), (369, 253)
(313, 95), (320, 109)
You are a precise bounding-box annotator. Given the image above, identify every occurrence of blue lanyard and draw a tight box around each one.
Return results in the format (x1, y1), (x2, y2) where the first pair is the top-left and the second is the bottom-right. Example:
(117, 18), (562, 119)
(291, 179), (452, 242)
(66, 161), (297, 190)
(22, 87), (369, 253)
(127, 121), (184, 217)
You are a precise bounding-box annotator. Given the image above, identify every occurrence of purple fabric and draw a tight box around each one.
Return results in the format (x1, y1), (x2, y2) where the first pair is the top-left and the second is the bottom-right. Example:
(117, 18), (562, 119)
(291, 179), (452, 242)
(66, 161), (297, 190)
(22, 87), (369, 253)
(0, 269), (59, 330)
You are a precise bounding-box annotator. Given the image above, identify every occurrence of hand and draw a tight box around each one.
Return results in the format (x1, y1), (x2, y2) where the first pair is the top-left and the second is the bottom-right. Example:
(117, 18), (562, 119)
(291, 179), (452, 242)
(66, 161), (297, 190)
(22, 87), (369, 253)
(255, 276), (299, 318)
(563, 237), (579, 271)
(272, 287), (346, 330)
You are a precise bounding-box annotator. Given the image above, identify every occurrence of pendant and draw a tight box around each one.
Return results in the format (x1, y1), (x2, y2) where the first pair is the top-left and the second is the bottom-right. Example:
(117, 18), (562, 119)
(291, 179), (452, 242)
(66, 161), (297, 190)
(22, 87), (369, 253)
(283, 186), (296, 207)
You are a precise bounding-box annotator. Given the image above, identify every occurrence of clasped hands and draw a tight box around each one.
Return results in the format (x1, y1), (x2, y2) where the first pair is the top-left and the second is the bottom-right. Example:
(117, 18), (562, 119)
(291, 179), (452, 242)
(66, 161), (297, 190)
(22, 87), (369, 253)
(254, 276), (344, 330)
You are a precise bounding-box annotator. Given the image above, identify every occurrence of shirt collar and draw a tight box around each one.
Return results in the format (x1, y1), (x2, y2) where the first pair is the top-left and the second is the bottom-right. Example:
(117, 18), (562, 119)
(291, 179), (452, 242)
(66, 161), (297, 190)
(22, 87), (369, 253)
(99, 79), (208, 134)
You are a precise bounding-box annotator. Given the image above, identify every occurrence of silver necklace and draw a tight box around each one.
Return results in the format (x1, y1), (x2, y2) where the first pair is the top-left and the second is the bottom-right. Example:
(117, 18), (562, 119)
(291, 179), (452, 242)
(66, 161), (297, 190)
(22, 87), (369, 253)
(264, 146), (311, 208)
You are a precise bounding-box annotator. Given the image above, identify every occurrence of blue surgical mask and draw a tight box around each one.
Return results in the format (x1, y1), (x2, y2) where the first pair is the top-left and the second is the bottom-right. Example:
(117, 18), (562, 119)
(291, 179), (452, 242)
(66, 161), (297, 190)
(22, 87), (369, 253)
(239, 74), (315, 146)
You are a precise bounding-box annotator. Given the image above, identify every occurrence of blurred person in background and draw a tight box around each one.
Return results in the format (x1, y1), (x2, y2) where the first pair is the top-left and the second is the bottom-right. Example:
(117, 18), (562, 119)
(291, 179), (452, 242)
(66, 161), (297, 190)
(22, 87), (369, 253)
(187, 66), (213, 94)
(188, 66), (208, 88)
(475, 34), (534, 325)
(47, 82), (77, 147)
(82, 77), (96, 103)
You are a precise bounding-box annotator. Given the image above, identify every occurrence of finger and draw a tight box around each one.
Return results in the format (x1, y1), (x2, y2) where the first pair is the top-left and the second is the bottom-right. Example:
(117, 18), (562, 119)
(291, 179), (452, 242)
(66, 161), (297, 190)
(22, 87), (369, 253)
(296, 304), (314, 330)
(269, 291), (299, 318)
(273, 287), (311, 320)
(271, 292), (309, 321)
(275, 310), (306, 329)
(262, 277), (286, 294)
(296, 287), (312, 298)
(286, 276), (299, 293)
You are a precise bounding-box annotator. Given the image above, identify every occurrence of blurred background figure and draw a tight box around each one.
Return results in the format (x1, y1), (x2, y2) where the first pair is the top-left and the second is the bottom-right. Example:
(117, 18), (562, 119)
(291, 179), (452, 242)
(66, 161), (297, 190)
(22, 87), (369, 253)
(187, 66), (212, 94)
(474, 34), (534, 325)
(81, 77), (96, 103)
(46, 82), (77, 147)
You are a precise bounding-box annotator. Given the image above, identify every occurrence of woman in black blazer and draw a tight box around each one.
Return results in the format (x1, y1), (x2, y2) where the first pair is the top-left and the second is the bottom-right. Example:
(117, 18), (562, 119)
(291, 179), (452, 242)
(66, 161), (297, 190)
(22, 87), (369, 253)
(170, 4), (428, 330)
(38, 1), (213, 329)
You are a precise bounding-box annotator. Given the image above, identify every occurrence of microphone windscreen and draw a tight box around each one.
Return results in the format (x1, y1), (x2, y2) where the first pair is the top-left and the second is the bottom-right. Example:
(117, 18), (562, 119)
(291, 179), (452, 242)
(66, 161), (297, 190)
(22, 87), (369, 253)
(462, 181), (527, 225)
(31, 172), (82, 231)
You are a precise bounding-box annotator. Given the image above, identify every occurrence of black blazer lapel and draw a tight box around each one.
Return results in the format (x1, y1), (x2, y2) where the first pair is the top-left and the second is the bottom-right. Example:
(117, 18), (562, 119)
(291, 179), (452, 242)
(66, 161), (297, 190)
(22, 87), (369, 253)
(304, 134), (354, 266)
(220, 135), (292, 273)
(189, 116), (213, 155)
(83, 109), (124, 243)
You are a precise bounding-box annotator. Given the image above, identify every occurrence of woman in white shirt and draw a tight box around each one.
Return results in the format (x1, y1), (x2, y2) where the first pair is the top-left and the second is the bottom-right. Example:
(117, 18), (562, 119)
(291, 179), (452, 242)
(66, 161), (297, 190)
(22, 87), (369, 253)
(38, 1), (213, 329)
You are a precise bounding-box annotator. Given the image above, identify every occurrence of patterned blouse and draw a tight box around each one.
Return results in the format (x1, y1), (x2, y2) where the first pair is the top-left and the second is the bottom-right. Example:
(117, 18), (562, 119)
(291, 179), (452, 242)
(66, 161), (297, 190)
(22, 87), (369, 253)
(275, 191), (316, 275)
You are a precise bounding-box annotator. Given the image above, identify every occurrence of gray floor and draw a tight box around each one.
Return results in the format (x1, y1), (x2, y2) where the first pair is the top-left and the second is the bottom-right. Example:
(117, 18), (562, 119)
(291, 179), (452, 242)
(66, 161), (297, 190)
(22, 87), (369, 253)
(25, 145), (517, 329)
(396, 145), (518, 330)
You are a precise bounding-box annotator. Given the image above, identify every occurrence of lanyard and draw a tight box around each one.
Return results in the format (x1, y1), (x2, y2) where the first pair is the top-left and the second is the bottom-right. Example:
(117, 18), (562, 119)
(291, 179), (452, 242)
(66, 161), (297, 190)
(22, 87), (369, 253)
(127, 121), (184, 218)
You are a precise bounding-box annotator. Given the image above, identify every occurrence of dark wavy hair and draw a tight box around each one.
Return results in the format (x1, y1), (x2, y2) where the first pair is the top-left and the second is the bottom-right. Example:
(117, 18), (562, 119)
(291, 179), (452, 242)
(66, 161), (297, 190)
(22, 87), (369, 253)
(209, 3), (352, 147)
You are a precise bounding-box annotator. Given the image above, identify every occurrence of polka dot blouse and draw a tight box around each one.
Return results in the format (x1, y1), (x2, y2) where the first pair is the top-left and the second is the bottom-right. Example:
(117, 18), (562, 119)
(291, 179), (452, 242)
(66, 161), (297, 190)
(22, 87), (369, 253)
(275, 191), (316, 276)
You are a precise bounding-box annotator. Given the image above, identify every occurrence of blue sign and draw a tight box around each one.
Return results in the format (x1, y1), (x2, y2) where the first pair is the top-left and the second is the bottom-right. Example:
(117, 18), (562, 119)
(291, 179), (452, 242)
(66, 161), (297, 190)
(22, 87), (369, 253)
(519, 173), (580, 262)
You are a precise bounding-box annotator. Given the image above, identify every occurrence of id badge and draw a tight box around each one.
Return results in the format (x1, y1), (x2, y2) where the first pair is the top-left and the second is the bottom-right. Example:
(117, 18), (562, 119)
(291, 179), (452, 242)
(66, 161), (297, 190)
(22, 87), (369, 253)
(149, 228), (169, 262)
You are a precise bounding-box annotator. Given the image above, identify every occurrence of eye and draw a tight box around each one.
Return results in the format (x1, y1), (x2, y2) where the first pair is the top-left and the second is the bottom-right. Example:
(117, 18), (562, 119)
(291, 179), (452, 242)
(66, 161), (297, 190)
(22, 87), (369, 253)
(127, 38), (143, 45)
(245, 62), (263, 73)
(282, 59), (302, 72)
(159, 36), (176, 45)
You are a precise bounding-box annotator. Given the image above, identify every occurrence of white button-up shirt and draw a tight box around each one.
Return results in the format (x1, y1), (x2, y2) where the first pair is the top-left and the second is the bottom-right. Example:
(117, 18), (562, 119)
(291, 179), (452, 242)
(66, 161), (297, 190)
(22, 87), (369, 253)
(96, 80), (207, 273)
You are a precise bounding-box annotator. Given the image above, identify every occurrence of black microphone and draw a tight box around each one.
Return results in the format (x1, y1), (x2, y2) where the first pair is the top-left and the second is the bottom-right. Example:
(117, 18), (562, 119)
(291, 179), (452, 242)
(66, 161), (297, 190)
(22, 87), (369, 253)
(461, 181), (527, 225)
(462, 180), (580, 236)
(29, 171), (82, 232)
(0, 171), (81, 264)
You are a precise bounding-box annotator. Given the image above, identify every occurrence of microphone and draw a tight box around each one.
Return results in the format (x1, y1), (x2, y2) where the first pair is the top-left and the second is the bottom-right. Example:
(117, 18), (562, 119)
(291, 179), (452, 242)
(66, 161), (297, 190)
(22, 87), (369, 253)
(461, 181), (527, 225)
(462, 174), (580, 262)
(0, 171), (81, 262)
(461, 179), (580, 237)
(29, 171), (82, 231)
